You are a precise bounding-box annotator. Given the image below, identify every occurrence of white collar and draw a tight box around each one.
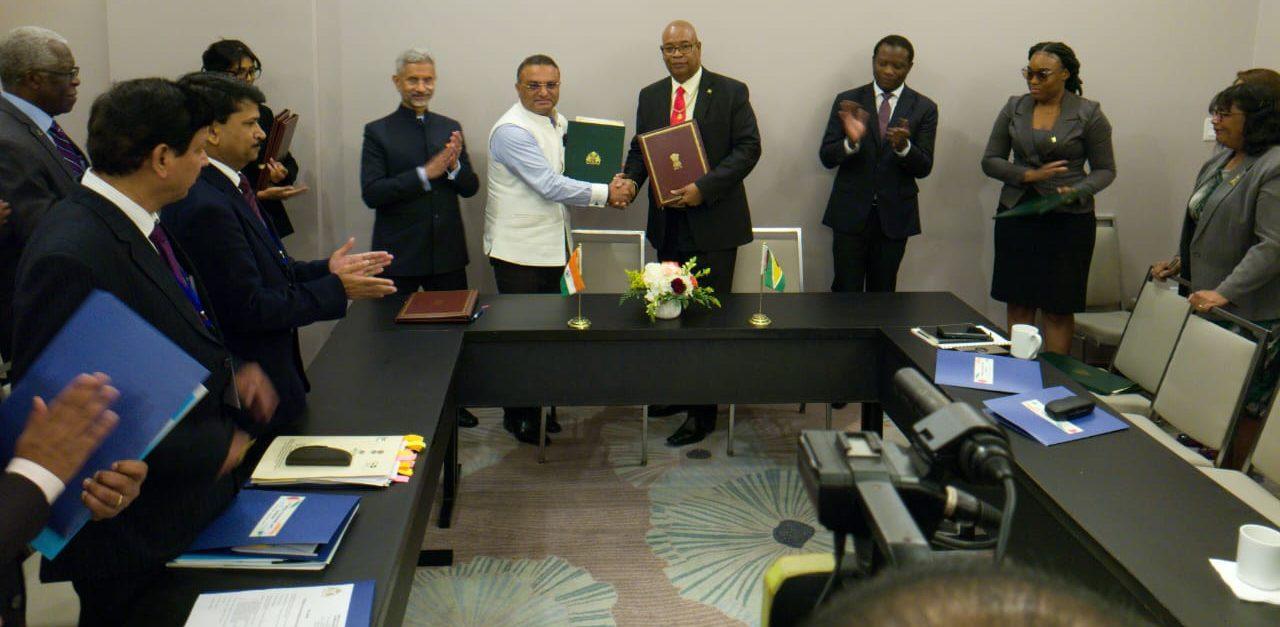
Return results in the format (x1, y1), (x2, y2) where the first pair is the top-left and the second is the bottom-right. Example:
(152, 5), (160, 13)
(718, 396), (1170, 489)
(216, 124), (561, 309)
(207, 157), (242, 187)
(80, 169), (158, 241)
(875, 82), (906, 100)
(671, 67), (704, 95)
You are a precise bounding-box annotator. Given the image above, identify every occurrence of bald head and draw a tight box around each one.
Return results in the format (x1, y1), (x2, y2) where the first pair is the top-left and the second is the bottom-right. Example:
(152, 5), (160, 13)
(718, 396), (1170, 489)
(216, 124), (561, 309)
(660, 20), (702, 82)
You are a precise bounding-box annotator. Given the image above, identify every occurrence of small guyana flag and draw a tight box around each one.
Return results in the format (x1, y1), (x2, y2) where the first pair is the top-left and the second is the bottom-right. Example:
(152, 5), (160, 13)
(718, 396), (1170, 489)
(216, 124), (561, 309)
(561, 245), (585, 295)
(761, 244), (785, 292)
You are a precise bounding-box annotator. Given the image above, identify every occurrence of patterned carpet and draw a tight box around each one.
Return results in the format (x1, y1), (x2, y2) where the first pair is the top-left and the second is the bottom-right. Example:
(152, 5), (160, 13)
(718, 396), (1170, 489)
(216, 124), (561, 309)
(406, 405), (861, 626)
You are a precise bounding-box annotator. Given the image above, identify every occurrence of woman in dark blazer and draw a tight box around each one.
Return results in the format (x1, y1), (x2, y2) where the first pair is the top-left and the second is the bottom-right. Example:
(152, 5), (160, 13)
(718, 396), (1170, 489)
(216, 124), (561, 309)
(981, 42), (1116, 355)
(1153, 83), (1280, 461)
(201, 39), (307, 237)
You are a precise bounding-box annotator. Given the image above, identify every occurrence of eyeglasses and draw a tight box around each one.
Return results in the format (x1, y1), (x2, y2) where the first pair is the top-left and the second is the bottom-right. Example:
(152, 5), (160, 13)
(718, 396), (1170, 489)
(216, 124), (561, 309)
(521, 81), (560, 93)
(1021, 67), (1059, 82)
(36, 66), (79, 80)
(660, 43), (698, 56)
(1211, 109), (1242, 120)
(232, 66), (262, 81)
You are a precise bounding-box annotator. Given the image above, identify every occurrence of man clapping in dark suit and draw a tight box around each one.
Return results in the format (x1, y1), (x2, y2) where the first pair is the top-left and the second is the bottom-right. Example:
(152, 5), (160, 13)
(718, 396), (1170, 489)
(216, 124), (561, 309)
(12, 78), (277, 625)
(618, 20), (762, 447)
(820, 35), (938, 293)
(163, 72), (394, 434)
(362, 48), (479, 295)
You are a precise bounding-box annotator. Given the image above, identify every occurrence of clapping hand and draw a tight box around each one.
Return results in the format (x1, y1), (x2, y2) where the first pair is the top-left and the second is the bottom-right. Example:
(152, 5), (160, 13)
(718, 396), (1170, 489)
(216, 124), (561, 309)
(837, 100), (870, 145)
(667, 182), (702, 208)
(446, 131), (464, 171)
(609, 174), (635, 208)
(329, 237), (396, 299)
(885, 117), (911, 152)
(426, 132), (463, 179)
(234, 363), (278, 425)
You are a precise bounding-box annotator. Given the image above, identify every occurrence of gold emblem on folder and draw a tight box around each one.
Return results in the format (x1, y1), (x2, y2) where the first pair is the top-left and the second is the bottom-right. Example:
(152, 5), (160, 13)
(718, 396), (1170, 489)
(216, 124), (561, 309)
(585, 151), (601, 166)
(670, 153), (683, 170)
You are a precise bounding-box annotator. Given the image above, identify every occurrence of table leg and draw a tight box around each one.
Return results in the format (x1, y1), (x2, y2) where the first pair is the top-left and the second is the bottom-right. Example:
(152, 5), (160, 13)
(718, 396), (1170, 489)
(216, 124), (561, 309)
(538, 409), (547, 464)
(727, 405), (736, 456)
(863, 402), (884, 436)
(641, 405), (649, 466)
(825, 403), (833, 430)
(438, 408), (460, 529)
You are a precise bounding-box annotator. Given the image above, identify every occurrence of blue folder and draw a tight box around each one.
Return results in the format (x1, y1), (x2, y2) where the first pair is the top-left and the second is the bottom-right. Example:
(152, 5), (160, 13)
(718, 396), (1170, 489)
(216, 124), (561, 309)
(983, 386), (1130, 446)
(0, 290), (209, 558)
(348, 580), (375, 627)
(187, 490), (359, 553)
(933, 348), (1043, 394)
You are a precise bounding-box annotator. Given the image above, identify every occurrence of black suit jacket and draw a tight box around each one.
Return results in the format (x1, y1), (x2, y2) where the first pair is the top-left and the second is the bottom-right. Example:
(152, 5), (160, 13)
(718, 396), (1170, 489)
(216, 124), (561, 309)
(623, 70), (761, 252)
(162, 166), (346, 427)
(0, 96), (82, 360)
(361, 106), (479, 277)
(0, 472), (50, 626)
(243, 102), (301, 237)
(819, 83), (938, 239)
(11, 186), (239, 583)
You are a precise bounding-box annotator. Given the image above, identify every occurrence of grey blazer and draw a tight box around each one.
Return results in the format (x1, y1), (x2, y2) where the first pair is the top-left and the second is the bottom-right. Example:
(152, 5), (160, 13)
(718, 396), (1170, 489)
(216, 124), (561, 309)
(1178, 145), (1280, 320)
(981, 92), (1116, 213)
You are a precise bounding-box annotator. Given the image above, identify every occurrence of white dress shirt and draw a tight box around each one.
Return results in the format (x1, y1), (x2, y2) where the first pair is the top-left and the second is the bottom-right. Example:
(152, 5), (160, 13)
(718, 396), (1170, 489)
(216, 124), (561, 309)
(670, 67), (704, 120)
(82, 169), (159, 252)
(844, 82), (912, 157)
(6, 458), (64, 504)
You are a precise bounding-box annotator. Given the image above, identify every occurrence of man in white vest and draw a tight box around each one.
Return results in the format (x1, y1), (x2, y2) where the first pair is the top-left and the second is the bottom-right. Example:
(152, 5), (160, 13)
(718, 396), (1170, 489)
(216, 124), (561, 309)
(485, 54), (629, 446)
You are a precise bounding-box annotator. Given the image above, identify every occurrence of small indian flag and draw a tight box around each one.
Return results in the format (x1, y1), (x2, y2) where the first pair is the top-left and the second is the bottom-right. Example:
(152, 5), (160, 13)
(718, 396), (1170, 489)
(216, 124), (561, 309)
(561, 245), (585, 295)
(761, 244), (785, 292)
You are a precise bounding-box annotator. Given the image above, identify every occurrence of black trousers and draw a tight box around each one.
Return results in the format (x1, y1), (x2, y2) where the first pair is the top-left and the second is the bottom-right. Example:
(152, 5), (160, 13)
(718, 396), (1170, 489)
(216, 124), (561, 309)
(72, 568), (164, 627)
(490, 258), (562, 422)
(656, 246), (738, 426)
(831, 208), (908, 293)
(388, 269), (468, 295)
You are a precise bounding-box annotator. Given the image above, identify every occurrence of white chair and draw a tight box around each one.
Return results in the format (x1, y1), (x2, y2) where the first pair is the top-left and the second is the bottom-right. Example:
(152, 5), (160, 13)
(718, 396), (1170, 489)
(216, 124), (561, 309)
(1075, 215), (1129, 354)
(1200, 391), (1280, 525)
(1122, 311), (1265, 467)
(1094, 278), (1191, 416)
(570, 229), (646, 293)
(569, 229), (652, 464)
(727, 228), (806, 455)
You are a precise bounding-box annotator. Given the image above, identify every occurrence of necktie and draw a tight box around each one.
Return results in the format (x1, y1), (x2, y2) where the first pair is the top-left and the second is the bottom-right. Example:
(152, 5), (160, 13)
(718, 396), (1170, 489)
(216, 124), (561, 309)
(237, 174), (288, 262)
(671, 86), (687, 126)
(878, 92), (893, 139)
(48, 121), (87, 180)
(148, 224), (212, 328)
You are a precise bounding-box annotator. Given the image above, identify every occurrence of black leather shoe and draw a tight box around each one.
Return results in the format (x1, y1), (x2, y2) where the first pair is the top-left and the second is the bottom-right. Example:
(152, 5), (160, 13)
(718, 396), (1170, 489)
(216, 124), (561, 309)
(666, 416), (711, 447)
(512, 417), (550, 446)
(648, 404), (687, 417)
(458, 408), (479, 428)
(546, 407), (561, 433)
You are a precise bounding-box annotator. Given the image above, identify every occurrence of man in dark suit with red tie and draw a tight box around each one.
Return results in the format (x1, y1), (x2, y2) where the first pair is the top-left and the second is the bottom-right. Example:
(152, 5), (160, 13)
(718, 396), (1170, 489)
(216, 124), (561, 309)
(0, 26), (88, 362)
(820, 34), (938, 293)
(12, 78), (278, 625)
(163, 72), (395, 436)
(618, 20), (762, 446)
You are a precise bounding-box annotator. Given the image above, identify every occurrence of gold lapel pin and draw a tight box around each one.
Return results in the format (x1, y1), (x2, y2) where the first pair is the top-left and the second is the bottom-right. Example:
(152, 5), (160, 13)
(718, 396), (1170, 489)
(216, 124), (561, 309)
(706, 88), (712, 94)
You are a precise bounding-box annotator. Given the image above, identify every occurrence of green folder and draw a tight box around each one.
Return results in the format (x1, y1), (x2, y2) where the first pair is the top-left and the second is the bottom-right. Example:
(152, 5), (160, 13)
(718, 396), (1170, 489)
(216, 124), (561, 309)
(993, 191), (1076, 219)
(1039, 352), (1141, 396)
(564, 117), (626, 184)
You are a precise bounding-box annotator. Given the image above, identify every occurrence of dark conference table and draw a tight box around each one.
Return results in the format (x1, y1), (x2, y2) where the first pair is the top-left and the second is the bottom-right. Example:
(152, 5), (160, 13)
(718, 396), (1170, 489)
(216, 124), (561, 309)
(136, 292), (1280, 626)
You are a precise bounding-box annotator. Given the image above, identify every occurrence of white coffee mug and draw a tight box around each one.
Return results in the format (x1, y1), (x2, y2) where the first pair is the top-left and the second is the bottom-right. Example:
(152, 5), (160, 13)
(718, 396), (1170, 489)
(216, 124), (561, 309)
(1237, 524), (1280, 590)
(1009, 324), (1043, 360)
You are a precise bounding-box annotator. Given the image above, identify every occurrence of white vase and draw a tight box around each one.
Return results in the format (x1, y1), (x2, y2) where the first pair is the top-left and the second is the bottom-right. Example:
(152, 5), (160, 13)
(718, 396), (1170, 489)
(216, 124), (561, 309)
(654, 300), (683, 320)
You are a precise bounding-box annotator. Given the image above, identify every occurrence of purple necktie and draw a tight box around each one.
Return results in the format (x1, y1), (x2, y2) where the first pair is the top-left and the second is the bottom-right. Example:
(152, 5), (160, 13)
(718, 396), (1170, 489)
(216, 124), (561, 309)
(878, 92), (893, 139)
(48, 121), (87, 180)
(149, 224), (212, 327)
(237, 173), (287, 260)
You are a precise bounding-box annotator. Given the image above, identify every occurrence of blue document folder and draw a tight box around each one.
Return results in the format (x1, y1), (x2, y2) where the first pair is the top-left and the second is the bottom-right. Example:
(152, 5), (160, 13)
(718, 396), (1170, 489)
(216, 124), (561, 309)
(983, 386), (1130, 446)
(934, 349), (1043, 394)
(348, 580), (375, 627)
(171, 490), (360, 570)
(0, 290), (209, 558)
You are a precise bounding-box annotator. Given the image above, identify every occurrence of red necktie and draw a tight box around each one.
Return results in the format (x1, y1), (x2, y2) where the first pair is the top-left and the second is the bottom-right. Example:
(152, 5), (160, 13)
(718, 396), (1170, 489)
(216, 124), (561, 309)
(671, 86), (687, 126)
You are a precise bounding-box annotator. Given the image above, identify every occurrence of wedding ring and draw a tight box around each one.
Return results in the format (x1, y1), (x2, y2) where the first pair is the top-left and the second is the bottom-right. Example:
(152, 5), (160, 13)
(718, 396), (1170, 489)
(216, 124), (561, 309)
(116, 493), (124, 508)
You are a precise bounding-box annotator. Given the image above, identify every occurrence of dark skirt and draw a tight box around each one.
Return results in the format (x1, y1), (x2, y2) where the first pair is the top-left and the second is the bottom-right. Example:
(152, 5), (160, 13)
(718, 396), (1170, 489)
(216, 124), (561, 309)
(991, 206), (1096, 314)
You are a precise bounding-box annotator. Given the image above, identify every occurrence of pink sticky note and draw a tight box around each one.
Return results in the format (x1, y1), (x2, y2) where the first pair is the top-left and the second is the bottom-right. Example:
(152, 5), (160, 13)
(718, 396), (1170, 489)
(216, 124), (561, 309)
(392, 474), (410, 483)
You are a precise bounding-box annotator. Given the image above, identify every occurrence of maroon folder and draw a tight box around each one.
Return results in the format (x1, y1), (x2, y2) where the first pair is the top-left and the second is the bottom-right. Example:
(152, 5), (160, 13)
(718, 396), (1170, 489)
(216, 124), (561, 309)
(394, 290), (479, 323)
(637, 121), (710, 207)
(254, 109), (299, 189)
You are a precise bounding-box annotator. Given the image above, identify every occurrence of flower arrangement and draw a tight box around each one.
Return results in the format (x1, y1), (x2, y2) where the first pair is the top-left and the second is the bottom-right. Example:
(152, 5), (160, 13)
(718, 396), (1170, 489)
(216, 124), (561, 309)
(620, 258), (721, 320)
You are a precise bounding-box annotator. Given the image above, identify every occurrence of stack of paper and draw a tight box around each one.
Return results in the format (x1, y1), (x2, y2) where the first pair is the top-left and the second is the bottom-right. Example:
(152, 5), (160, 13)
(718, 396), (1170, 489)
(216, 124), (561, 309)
(0, 290), (210, 558)
(169, 490), (359, 571)
(184, 580), (374, 627)
(249, 435), (410, 487)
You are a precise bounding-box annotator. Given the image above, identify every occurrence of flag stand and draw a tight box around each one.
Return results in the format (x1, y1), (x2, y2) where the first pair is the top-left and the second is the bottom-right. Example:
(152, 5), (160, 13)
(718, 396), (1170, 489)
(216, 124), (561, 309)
(750, 246), (772, 327)
(568, 293), (591, 329)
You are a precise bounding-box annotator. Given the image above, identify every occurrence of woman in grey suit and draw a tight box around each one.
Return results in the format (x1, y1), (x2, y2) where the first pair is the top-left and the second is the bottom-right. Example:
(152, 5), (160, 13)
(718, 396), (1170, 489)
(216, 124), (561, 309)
(1153, 82), (1280, 458)
(982, 42), (1116, 355)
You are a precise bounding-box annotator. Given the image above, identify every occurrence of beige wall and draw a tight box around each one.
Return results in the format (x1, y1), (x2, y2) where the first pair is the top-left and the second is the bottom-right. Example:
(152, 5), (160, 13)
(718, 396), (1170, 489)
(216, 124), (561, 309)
(1, 0), (1274, 357)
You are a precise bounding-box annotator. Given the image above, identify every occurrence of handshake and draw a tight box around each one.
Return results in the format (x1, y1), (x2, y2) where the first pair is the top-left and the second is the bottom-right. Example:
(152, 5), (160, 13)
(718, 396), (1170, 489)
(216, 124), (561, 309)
(608, 173), (637, 208)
